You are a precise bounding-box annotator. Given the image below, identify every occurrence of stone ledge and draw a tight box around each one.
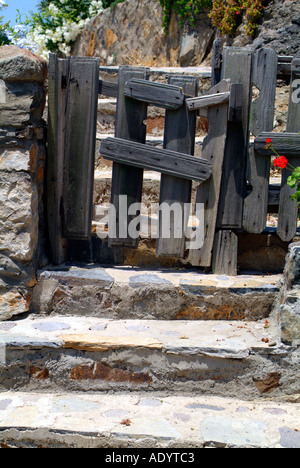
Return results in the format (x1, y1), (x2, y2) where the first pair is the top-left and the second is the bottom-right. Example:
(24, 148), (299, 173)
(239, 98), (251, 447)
(30, 266), (282, 321)
(0, 391), (299, 447)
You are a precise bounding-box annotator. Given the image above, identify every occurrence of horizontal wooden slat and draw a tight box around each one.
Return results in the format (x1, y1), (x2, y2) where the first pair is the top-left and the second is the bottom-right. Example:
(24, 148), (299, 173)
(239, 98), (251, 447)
(124, 78), (184, 109)
(186, 91), (230, 110)
(100, 137), (212, 183)
(255, 132), (300, 156)
(98, 79), (118, 97)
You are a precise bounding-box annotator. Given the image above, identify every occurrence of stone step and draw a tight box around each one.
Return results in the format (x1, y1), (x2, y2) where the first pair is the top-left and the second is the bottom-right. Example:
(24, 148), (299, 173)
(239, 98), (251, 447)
(0, 391), (299, 448)
(1, 314), (296, 399)
(31, 266), (282, 321)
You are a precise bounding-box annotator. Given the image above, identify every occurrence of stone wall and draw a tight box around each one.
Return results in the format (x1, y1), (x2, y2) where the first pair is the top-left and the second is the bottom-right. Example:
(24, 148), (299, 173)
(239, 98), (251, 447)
(73, 0), (215, 67)
(280, 243), (300, 345)
(73, 0), (300, 67)
(0, 46), (48, 321)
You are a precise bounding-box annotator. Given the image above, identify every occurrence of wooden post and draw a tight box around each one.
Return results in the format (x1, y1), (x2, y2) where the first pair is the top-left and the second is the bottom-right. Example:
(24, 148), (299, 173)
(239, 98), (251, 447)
(109, 66), (150, 248)
(188, 79), (231, 268)
(212, 230), (238, 276)
(46, 54), (69, 264)
(211, 38), (222, 88)
(243, 48), (278, 233)
(217, 47), (253, 229)
(156, 76), (198, 258)
(63, 56), (100, 239)
(278, 51), (300, 242)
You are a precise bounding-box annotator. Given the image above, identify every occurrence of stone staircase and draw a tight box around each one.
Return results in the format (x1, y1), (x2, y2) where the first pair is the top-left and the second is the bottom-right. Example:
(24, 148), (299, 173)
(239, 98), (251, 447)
(0, 68), (299, 449)
(0, 262), (300, 448)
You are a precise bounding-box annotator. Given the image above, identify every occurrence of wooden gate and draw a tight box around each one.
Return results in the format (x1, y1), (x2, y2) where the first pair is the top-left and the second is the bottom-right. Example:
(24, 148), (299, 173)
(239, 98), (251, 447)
(46, 45), (300, 275)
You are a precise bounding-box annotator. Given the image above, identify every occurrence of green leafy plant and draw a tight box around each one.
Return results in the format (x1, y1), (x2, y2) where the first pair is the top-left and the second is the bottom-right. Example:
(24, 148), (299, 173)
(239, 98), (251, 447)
(266, 138), (300, 210)
(10, 1), (104, 59)
(159, 0), (270, 37)
(0, 1), (10, 45)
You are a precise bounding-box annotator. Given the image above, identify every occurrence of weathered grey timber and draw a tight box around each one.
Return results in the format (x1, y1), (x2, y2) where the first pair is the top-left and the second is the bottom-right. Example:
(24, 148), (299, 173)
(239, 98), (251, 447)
(157, 75), (198, 258)
(124, 78), (184, 109)
(46, 54), (69, 264)
(212, 230), (238, 276)
(186, 91), (230, 111)
(63, 57), (100, 239)
(243, 48), (278, 234)
(277, 52), (300, 242)
(101, 137), (212, 182)
(109, 66), (149, 248)
(218, 47), (253, 229)
(188, 80), (231, 268)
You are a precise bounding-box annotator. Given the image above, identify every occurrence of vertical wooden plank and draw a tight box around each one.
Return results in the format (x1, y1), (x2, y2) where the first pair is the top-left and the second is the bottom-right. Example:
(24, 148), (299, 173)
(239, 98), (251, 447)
(217, 47), (253, 228)
(63, 56), (100, 239)
(212, 230), (238, 276)
(211, 38), (222, 88)
(243, 48), (278, 233)
(188, 79), (231, 267)
(278, 52), (300, 242)
(46, 54), (69, 264)
(109, 66), (150, 247)
(156, 75), (198, 258)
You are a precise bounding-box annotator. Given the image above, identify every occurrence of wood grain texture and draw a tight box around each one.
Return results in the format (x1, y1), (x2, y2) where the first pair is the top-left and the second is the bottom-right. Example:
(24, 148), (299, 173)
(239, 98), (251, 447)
(243, 48), (278, 234)
(63, 57), (100, 239)
(101, 137), (211, 183)
(157, 75), (198, 258)
(46, 54), (69, 264)
(124, 78), (184, 109)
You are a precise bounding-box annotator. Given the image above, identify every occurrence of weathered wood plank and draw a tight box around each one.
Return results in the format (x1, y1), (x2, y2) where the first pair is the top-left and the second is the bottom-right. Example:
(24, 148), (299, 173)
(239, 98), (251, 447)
(212, 230), (238, 276)
(46, 54), (69, 264)
(255, 133), (300, 155)
(228, 83), (243, 122)
(109, 66), (150, 247)
(243, 48), (278, 234)
(63, 56), (100, 239)
(99, 79), (118, 97)
(101, 137), (211, 183)
(186, 91), (230, 111)
(157, 75), (198, 258)
(211, 38), (222, 88)
(217, 47), (253, 229)
(124, 78), (184, 109)
(188, 79), (231, 268)
(278, 52), (300, 242)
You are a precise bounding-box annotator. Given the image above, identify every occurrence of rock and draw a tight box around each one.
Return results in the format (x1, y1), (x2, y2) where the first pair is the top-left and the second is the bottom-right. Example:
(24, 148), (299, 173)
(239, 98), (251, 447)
(73, 0), (213, 67)
(233, 0), (300, 56)
(0, 45), (47, 83)
(0, 171), (38, 262)
(0, 82), (46, 128)
(0, 290), (29, 321)
(0, 255), (21, 278)
(281, 290), (300, 346)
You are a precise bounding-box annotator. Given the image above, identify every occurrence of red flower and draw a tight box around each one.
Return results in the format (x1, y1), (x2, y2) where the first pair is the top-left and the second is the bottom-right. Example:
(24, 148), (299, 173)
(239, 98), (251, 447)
(273, 156), (289, 169)
(266, 138), (272, 144)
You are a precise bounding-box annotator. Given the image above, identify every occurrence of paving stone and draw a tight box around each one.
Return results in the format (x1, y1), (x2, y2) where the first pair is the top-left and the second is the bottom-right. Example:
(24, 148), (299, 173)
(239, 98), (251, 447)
(200, 416), (268, 447)
(33, 322), (71, 332)
(0, 392), (298, 448)
(279, 427), (300, 448)
(129, 273), (172, 286)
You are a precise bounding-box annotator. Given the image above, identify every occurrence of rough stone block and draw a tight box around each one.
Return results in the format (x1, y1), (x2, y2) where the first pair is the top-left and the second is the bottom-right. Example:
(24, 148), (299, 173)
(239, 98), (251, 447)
(0, 82), (46, 128)
(0, 289), (29, 321)
(0, 45), (47, 83)
(281, 290), (300, 345)
(0, 171), (38, 262)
